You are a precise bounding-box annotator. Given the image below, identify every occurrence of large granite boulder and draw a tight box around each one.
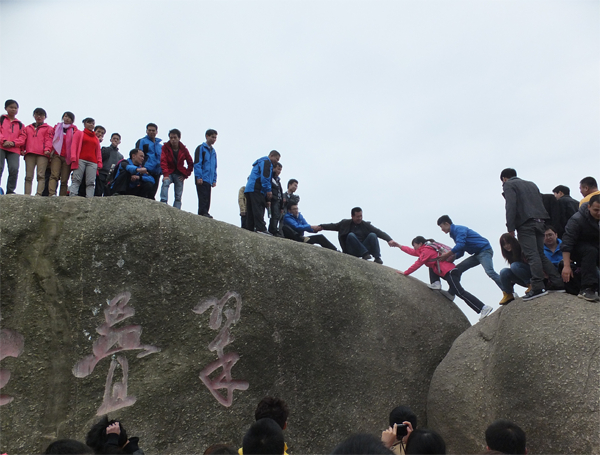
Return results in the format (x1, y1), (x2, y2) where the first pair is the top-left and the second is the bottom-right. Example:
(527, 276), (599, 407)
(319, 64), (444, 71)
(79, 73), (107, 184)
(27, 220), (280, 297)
(427, 293), (599, 454)
(0, 196), (469, 454)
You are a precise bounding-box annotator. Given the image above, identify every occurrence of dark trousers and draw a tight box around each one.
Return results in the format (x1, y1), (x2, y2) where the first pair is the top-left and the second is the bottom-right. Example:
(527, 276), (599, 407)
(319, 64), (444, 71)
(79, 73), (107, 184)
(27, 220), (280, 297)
(268, 200), (282, 236)
(196, 181), (212, 215)
(443, 269), (485, 314)
(517, 219), (562, 291)
(282, 225), (337, 250)
(245, 191), (267, 232)
(148, 173), (160, 199)
(571, 242), (599, 291)
(346, 232), (381, 258)
(241, 215), (247, 229)
(126, 181), (154, 199)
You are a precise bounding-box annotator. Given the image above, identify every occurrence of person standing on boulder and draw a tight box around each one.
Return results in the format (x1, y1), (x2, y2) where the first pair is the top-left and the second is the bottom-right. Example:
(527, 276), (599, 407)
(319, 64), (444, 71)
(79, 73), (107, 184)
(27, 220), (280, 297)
(500, 168), (565, 300)
(244, 150), (280, 233)
(135, 123), (162, 199)
(0, 99), (26, 194)
(194, 129), (218, 218)
(160, 128), (193, 210)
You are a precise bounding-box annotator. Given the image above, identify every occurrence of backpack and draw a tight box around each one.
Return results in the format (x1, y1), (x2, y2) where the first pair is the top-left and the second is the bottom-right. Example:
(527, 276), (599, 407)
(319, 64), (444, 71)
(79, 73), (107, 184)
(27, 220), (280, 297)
(0, 115), (24, 130)
(424, 240), (454, 274)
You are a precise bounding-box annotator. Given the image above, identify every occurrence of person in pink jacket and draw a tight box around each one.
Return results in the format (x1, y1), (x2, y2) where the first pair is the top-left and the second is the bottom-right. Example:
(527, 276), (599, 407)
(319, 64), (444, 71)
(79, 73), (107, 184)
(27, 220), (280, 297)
(68, 117), (102, 198)
(397, 235), (493, 321)
(21, 108), (54, 196)
(0, 99), (26, 194)
(49, 111), (78, 196)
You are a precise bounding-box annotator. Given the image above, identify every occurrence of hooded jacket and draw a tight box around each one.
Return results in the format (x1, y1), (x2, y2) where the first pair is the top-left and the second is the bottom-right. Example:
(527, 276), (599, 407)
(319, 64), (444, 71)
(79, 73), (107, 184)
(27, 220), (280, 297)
(401, 244), (456, 277)
(0, 115), (26, 154)
(561, 203), (599, 253)
(22, 123), (54, 156)
(193, 142), (217, 184)
(244, 156), (272, 195)
(448, 224), (492, 258)
(161, 141), (193, 179)
(135, 135), (163, 175)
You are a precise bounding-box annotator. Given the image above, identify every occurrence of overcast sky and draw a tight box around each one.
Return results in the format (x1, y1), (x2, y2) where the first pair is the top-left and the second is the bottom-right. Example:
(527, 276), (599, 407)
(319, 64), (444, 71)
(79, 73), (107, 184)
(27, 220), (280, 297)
(1, 0), (598, 324)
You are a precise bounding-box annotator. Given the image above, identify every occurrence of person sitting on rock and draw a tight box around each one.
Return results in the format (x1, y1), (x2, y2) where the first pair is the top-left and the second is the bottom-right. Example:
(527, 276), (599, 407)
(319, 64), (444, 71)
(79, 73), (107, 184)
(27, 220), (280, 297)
(381, 405), (417, 455)
(397, 236), (493, 321)
(242, 418), (285, 455)
(239, 397), (290, 455)
(561, 194), (600, 302)
(543, 225), (563, 267)
(484, 419), (527, 454)
(85, 416), (144, 454)
(110, 149), (155, 198)
(405, 429), (446, 455)
(283, 203), (337, 250)
(498, 233), (531, 306)
(319, 207), (400, 264)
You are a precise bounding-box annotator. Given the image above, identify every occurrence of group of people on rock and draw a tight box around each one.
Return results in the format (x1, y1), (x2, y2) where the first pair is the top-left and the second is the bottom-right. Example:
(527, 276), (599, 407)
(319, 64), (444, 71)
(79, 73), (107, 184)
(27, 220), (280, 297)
(40, 397), (529, 455)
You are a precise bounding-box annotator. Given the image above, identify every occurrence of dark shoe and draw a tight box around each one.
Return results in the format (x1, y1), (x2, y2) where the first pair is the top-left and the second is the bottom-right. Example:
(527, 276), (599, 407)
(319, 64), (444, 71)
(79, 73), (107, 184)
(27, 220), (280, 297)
(256, 230), (272, 236)
(374, 257), (383, 264)
(206, 213), (213, 219)
(522, 288), (548, 301)
(578, 289), (600, 302)
(362, 253), (373, 260)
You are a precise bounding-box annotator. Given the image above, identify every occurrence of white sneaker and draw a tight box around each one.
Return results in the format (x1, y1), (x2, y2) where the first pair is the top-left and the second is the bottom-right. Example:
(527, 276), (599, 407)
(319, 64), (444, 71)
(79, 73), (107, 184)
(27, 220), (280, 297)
(427, 281), (442, 290)
(479, 305), (493, 321)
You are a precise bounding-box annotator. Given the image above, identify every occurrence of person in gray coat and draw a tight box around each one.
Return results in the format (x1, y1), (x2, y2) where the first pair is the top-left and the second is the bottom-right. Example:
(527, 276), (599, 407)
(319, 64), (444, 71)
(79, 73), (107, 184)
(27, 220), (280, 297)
(500, 168), (565, 300)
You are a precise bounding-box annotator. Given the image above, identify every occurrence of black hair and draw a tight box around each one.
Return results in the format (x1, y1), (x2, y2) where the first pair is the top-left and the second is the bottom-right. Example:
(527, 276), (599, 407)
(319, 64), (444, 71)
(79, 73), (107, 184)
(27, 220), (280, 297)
(94, 125), (106, 133)
(85, 416), (128, 453)
(82, 117), (95, 124)
(411, 236), (435, 247)
(499, 234), (522, 264)
(269, 150), (281, 158)
(331, 434), (393, 455)
(405, 429), (446, 455)
(33, 107), (47, 117)
(580, 176), (598, 189)
(590, 194), (600, 205)
(274, 162), (282, 169)
(243, 418), (285, 455)
(4, 99), (18, 108)
(111, 133), (121, 139)
(169, 128), (181, 139)
(552, 185), (570, 196)
(130, 148), (144, 158)
(485, 419), (526, 454)
(436, 215), (452, 226)
(255, 396), (289, 430)
(351, 207), (362, 217)
(206, 129), (218, 136)
(500, 168), (517, 181)
(146, 123), (158, 130)
(203, 444), (238, 455)
(389, 406), (417, 429)
(544, 225), (557, 234)
(62, 111), (75, 123)
(287, 179), (298, 189)
(44, 439), (94, 454)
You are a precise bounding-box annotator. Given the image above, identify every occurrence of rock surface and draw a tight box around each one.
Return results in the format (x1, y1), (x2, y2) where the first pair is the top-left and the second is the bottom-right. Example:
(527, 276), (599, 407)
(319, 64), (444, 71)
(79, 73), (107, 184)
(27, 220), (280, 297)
(427, 293), (599, 455)
(0, 196), (469, 454)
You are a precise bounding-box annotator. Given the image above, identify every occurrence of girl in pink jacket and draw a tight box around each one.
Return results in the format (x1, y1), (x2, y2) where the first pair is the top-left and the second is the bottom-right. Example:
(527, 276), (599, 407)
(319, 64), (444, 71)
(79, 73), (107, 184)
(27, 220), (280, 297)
(49, 111), (78, 196)
(21, 108), (54, 196)
(0, 99), (26, 194)
(398, 236), (492, 320)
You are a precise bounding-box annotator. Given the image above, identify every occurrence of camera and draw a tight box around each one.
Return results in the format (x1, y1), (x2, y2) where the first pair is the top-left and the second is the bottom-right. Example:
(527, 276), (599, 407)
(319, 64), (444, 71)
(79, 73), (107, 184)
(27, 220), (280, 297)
(396, 423), (408, 440)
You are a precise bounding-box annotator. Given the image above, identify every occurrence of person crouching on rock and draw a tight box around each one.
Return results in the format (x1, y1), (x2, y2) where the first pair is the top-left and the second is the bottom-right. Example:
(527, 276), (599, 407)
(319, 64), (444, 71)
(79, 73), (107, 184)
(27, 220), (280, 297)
(109, 148), (155, 198)
(396, 236), (493, 321)
(498, 233), (531, 306)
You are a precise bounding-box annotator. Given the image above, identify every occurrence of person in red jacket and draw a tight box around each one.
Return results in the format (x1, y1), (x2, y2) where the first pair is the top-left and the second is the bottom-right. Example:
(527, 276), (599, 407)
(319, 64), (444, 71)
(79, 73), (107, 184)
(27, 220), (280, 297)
(0, 99), (26, 194)
(49, 111), (78, 196)
(68, 118), (102, 198)
(160, 128), (193, 210)
(22, 108), (54, 196)
(397, 236), (493, 321)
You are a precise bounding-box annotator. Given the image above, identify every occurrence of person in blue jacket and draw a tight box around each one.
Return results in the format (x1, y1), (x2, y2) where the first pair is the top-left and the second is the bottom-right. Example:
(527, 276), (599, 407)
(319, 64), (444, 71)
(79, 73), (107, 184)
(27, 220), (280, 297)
(110, 149), (155, 198)
(194, 129), (218, 218)
(135, 123), (162, 199)
(283, 204), (337, 250)
(244, 150), (280, 233)
(436, 215), (507, 302)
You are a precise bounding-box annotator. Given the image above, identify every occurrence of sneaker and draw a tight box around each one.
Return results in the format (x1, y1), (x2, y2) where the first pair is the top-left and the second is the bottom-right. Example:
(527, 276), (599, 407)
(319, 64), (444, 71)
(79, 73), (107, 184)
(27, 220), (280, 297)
(362, 253), (373, 260)
(427, 281), (442, 290)
(256, 230), (272, 236)
(374, 257), (383, 264)
(522, 288), (548, 301)
(578, 289), (600, 302)
(206, 213), (214, 219)
(440, 290), (455, 301)
(499, 292), (515, 305)
(479, 305), (493, 320)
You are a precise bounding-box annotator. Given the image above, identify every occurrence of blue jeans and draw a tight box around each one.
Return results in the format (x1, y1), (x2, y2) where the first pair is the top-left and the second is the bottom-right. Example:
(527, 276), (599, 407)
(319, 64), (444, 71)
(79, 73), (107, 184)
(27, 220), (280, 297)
(455, 248), (503, 291)
(346, 232), (381, 258)
(160, 174), (184, 209)
(500, 262), (531, 293)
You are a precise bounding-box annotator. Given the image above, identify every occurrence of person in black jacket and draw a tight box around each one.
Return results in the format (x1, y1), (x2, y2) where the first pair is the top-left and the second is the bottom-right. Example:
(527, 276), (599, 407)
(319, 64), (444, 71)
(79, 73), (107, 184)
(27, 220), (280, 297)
(319, 207), (400, 264)
(561, 194), (600, 302)
(552, 185), (579, 238)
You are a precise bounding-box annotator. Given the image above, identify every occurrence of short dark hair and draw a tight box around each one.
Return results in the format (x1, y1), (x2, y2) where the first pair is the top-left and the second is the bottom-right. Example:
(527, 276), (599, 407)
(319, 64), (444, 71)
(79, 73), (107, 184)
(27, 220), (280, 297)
(580, 176), (598, 189)
(405, 429), (446, 455)
(351, 207), (362, 216)
(331, 434), (393, 455)
(500, 168), (517, 180)
(44, 439), (94, 454)
(552, 185), (570, 196)
(82, 117), (94, 124)
(94, 125), (106, 133)
(485, 419), (526, 454)
(274, 162), (282, 169)
(111, 133), (121, 139)
(130, 148), (144, 158)
(269, 150), (281, 158)
(243, 418), (285, 455)
(203, 444), (238, 454)
(62, 111), (75, 123)
(436, 215), (452, 226)
(146, 122), (158, 130)
(389, 406), (417, 429)
(254, 396), (289, 430)
(544, 225), (557, 234)
(206, 129), (218, 136)
(287, 179), (298, 189)
(4, 99), (18, 108)
(33, 107), (47, 117)
(169, 128), (181, 139)
(589, 194), (600, 205)
(85, 416), (129, 453)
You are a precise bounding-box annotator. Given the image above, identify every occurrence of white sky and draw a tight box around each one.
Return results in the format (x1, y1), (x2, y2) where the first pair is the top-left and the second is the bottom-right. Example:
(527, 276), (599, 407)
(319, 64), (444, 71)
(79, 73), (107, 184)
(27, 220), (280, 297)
(1, 0), (598, 324)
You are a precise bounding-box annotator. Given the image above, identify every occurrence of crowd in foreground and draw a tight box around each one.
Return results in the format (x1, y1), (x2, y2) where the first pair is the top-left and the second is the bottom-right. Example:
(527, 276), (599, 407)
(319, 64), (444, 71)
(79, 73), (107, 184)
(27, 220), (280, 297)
(37, 397), (528, 455)
(1, 99), (599, 316)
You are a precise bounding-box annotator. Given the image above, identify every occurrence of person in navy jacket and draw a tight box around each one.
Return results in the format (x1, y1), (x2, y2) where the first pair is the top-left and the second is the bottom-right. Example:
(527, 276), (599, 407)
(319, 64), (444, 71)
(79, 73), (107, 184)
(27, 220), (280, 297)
(135, 123), (162, 199)
(244, 150), (280, 233)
